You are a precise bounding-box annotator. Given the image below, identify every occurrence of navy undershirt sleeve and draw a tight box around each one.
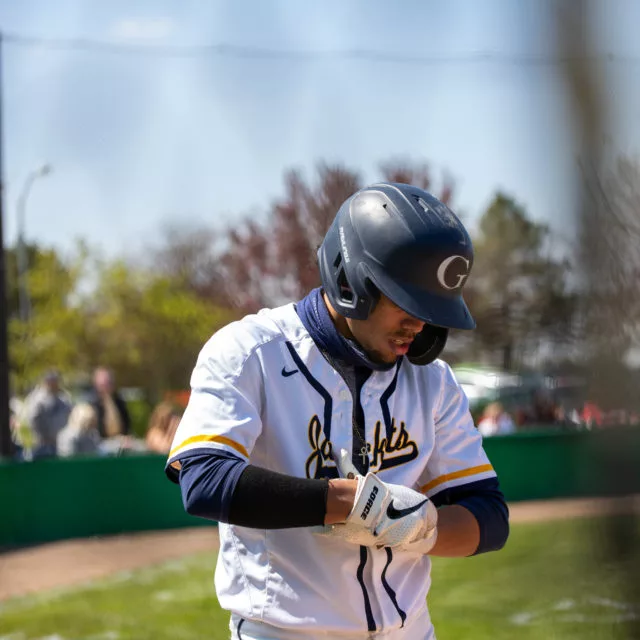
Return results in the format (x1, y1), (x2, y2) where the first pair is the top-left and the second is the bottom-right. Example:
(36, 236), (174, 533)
(430, 477), (510, 555)
(174, 449), (248, 523)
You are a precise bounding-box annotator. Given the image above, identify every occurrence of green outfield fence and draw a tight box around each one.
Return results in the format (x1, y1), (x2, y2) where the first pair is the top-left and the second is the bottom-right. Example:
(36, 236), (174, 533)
(1, 427), (639, 547)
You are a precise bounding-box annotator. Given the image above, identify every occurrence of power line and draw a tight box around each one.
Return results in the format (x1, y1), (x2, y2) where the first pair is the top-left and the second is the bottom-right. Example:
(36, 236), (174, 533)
(2, 31), (638, 65)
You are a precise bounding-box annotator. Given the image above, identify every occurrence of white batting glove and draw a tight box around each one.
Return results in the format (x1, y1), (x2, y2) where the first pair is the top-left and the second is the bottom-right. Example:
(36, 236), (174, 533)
(317, 450), (438, 552)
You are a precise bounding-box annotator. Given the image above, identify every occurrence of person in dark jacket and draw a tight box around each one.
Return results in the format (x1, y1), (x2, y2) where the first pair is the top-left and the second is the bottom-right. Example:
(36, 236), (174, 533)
(89, 367), (131, 438)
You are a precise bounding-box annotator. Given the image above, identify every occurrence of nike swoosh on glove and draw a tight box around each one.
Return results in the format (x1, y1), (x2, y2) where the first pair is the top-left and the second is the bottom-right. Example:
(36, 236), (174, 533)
(316, 449), (438, 552)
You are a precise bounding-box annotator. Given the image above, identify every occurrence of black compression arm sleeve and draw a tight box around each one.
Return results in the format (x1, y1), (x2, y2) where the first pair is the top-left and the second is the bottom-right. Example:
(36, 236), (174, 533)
(228, 465), (330, 528)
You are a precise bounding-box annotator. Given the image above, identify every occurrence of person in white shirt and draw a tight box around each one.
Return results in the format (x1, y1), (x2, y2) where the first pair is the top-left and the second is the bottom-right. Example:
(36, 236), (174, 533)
(57, 402), (101, 457)
(477, 402), (516, 437)
(23, 370), (72, 459)
(166, 183), (509, 639)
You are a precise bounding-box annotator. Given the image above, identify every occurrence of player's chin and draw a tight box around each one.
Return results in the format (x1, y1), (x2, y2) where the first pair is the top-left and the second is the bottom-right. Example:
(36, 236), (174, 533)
(367, 345), (400, 365)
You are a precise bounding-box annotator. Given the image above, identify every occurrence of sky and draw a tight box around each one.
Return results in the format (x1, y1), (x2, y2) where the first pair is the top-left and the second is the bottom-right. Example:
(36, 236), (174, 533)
(1, 0), (640, 258)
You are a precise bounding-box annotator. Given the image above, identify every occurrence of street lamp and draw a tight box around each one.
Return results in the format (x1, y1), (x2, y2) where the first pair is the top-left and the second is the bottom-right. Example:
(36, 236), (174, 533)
(16, 163), (52, 322)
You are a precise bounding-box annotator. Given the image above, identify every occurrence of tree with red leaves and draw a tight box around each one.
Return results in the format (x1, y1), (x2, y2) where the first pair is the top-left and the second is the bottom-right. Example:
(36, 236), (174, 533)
(219, 160), (454, 311)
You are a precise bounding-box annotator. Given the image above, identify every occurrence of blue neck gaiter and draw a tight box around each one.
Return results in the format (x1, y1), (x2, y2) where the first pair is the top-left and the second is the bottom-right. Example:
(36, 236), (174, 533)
(295, 288), (395, 372)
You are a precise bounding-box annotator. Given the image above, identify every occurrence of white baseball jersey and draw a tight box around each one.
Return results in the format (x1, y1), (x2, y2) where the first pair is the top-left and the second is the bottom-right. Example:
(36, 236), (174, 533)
(168, 302), (496, 638)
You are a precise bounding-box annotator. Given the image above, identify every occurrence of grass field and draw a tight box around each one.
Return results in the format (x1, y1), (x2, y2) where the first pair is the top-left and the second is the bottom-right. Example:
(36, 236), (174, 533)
(0, 516), (638, 640)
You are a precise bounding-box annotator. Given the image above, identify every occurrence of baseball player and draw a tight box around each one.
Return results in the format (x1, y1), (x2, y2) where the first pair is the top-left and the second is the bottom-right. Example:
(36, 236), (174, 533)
(166, 182), (509, 639)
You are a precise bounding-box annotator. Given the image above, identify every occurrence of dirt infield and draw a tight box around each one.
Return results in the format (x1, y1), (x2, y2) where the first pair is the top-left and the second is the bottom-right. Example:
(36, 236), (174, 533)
(0, 527), (220, 601)
(505, 494), (640, 522)
(1, 495), (638, 602)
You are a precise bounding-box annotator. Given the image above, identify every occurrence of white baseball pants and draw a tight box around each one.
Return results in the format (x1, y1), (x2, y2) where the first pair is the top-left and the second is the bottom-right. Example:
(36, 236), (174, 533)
(229, 608), (436, 640)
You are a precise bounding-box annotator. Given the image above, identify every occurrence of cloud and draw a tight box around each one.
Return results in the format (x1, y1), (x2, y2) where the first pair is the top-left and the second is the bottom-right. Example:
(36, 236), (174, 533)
(109, 17), (173, 41)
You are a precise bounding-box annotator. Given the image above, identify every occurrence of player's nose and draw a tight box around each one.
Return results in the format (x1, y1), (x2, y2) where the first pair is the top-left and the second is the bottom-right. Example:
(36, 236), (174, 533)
(401, 315), (425, 335)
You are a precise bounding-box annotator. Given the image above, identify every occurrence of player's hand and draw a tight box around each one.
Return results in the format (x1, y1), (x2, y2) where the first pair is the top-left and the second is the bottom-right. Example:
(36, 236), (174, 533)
(316, 450), (438, 552)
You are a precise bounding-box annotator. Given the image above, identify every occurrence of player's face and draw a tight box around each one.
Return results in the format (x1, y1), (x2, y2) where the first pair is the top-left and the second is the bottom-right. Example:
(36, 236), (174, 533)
(347, 294), (425, 364)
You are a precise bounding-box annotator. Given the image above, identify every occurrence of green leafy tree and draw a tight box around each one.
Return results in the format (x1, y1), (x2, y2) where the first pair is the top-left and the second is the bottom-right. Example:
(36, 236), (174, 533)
(80, 260), (232, 398)
(468, 193), (576, 370)
(8, 244), (232, 400)
(4, 244), (63, 320)
(8, 246), (88, 392)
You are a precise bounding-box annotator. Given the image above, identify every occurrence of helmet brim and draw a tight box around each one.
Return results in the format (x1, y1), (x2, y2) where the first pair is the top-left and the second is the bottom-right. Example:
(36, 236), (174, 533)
(373, 275), (476, 330)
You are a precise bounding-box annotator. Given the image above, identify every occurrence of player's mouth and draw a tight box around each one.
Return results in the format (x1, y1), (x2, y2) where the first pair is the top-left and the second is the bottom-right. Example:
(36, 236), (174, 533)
(388, 336), (415, 356)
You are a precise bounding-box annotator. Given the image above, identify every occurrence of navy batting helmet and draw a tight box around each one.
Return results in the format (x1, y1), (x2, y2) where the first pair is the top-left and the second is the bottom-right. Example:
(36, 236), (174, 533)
(318, 182), (475, 364)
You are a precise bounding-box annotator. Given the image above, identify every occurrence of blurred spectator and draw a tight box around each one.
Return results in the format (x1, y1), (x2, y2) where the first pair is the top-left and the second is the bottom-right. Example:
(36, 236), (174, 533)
(531, 390), (557, 424)
(9, 396), (23, 421)
(89, 367), (131, 439)
(477, 402), (516, 437)
(570, 408), (582, 425)
(22, 370), (72, 459)
(8, 396), (23, 459)
(145, 402), (183, 454)
(513, 406), (528, 427)
(581, 401), (603, 429)
(553, 404), (583, 428)
(57, 403), (101, 457)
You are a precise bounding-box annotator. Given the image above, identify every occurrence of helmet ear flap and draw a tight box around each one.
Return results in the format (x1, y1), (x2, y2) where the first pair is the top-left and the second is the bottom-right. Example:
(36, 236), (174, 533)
(407, 325), (449, 366)
(335, 264), (353, 304)
(334, 267), (381, 318)
(365, 279), (381, 308)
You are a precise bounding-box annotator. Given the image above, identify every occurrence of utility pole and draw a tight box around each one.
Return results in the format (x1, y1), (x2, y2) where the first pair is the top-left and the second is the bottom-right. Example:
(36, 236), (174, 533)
(0, 32), (13, 459)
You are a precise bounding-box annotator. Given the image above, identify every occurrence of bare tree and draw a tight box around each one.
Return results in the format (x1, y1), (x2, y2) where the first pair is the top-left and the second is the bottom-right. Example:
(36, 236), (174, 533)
(379, 160), (454, 205)
(578, 156), (640, 361)
(148, 223), (230, 306)
(219, 160), (453, 311)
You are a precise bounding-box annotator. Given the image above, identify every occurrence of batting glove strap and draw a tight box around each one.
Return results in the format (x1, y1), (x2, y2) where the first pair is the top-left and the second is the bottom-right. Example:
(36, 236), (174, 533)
(347, 472), (389, 529)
